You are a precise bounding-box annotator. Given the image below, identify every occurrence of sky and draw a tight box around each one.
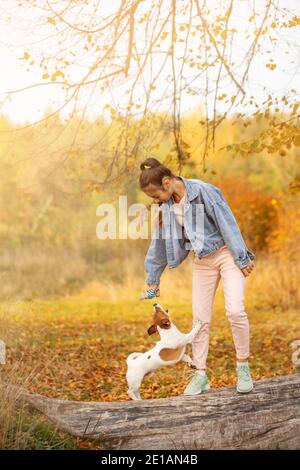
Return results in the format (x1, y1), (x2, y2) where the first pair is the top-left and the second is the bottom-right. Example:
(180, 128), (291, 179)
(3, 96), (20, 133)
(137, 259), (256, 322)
(0, 0), (299, 125)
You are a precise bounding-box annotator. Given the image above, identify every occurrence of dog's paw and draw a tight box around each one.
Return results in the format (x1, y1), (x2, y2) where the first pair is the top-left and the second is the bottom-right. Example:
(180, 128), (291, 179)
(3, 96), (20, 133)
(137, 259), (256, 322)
(193, 320), (202, 331)
(193, 320), (202, 334)
(127, 390), (142, 400)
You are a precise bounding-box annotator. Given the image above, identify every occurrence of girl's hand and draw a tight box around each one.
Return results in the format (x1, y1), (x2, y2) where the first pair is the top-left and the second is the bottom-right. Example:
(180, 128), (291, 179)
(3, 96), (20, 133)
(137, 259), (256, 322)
(147, 284), (160, 291)
(241, 261), (255, 277)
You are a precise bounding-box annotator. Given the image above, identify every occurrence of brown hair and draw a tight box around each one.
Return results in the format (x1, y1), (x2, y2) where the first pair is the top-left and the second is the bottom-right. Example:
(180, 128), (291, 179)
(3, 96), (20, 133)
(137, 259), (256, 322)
(139, 157), (176, 189)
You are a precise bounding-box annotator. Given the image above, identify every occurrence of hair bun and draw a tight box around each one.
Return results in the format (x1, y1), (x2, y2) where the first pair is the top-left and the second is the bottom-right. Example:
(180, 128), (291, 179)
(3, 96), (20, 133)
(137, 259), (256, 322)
(139, 157), (174, 190)
(140, 157), (161, 171)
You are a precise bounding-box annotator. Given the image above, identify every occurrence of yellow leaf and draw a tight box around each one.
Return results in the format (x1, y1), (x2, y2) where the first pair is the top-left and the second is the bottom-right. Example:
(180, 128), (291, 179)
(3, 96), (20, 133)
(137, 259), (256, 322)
(126, 157), (135, 169)
(23, 51), (30, 60)
(51, 70), (65, 82)
(42, 73), (49, 80)
(292, 103), (300, 115)
(224, 7), (232, 19)
(266, 63), (276, 70)
(47, 17), (56, 26)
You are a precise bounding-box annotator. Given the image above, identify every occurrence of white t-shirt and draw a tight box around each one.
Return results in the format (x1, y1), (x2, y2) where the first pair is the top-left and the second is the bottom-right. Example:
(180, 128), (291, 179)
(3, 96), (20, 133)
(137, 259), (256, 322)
(172, 192), (189, 239)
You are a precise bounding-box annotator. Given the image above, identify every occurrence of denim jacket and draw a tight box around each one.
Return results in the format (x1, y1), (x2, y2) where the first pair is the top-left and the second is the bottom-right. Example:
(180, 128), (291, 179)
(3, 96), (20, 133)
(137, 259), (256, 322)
(144, 176), (256, 285)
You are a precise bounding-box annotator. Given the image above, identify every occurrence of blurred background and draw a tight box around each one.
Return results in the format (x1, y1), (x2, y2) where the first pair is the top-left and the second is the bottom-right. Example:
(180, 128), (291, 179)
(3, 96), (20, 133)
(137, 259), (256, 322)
(0, 110), (299, 307)
(0, 0), (299, 449)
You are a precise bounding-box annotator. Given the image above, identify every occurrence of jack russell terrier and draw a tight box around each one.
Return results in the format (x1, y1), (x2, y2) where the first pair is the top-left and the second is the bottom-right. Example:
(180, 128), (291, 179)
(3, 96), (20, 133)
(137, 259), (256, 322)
(126, 303), (202, 400)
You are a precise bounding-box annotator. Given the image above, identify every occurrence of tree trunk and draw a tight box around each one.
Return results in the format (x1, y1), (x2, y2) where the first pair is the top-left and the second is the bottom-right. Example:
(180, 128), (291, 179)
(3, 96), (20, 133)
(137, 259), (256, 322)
(17, 373), (300, 450)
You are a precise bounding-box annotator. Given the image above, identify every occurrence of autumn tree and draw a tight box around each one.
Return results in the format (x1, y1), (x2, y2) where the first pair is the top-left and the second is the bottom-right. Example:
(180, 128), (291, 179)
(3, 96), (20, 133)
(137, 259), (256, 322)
(1, 0), (300, 192)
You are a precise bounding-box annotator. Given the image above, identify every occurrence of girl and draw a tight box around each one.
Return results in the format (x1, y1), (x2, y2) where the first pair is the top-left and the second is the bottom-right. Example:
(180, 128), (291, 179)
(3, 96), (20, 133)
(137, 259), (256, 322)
(139, 158), (255, 395)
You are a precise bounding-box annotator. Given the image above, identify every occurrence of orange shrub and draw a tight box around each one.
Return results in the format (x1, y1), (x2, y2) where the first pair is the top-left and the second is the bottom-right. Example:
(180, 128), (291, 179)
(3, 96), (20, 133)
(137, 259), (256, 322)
(215, 177), (279, 252)
(265, 194), (300, 260)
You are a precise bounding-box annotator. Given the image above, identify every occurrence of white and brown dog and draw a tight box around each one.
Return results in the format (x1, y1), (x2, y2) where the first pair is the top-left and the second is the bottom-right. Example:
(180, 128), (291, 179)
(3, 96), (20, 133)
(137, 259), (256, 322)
(126, 303), (202, 400)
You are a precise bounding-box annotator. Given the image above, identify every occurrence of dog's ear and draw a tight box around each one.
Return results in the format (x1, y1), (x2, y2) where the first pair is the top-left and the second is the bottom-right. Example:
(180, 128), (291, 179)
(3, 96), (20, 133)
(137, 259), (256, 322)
(147, 324), (157, 335)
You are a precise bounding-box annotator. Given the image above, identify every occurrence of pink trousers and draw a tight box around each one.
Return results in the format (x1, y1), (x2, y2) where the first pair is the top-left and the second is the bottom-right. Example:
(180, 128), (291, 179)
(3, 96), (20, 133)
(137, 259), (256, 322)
(192, 245), (250, 370)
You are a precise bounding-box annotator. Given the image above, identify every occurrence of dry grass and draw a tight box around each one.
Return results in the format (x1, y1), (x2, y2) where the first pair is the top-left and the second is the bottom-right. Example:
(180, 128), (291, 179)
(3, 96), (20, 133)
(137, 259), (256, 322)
(1, 243), (299, 312)
(0, 306), (79, 449)
(78, 250), (300, 311)
(0, 246), (89, 300)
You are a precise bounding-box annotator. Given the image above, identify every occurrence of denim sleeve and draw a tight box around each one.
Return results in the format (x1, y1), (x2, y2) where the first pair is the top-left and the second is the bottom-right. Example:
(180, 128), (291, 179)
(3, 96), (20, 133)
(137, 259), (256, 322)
(204, 188), (256, 269)
(144, 224), (168, 285)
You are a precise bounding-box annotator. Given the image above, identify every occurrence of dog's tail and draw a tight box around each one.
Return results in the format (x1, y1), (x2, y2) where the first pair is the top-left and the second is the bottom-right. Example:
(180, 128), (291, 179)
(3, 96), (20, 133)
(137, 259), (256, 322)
(126, 352), (143, 365)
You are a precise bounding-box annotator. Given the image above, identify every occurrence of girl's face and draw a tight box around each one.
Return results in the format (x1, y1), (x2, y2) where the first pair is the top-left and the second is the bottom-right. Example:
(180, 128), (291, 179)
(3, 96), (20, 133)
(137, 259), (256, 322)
(143, 177), (174, 204)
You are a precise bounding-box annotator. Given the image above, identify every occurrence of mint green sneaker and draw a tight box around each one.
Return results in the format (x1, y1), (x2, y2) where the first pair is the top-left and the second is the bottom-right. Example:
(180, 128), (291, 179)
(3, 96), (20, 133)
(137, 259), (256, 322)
(236, 363), (254, 393)
(183, 370), (210, 396)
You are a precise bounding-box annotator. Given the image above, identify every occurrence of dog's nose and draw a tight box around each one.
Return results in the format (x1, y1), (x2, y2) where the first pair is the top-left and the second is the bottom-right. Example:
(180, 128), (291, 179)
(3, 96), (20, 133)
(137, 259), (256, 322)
(153, 303), (157, 307)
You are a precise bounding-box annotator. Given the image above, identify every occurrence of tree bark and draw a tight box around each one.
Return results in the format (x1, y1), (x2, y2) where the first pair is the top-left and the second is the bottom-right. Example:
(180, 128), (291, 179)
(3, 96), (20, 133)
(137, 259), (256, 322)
(17, 373), (300, 450)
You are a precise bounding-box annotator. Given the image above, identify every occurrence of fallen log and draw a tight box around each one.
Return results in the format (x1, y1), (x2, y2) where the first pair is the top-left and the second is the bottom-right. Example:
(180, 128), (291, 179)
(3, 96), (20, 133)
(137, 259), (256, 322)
(16, 373), (300, 450)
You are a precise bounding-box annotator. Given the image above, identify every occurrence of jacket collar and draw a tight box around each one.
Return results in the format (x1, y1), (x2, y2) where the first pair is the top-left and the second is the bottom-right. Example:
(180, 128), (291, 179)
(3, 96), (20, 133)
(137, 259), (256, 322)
(178, 176), (199, 202)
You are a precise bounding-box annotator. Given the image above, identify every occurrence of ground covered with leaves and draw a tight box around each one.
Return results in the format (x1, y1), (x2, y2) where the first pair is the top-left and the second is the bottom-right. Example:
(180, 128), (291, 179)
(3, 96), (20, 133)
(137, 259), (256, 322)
(1, 298), (298, 402)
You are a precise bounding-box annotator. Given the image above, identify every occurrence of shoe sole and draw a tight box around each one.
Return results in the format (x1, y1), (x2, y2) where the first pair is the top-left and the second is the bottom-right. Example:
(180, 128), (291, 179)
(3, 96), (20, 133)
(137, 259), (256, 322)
(237, 384), (254, 394)
(183, 384), (210, 396)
